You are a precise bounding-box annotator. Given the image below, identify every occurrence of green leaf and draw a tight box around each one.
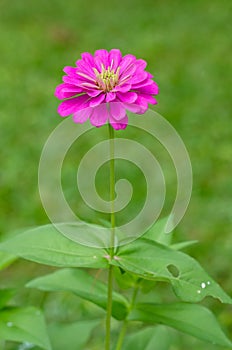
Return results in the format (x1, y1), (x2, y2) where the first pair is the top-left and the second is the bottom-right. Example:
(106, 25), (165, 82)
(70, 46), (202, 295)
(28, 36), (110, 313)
(48, 319), (99, 350)
(114, 268), (156, 293)
(27, 268), (129, 320)
(0, 307), (51, 350)
(144, 216), (173, 246)
(0, 251), (16, 270)
(171, 240), (198, 250)
(0, 289), (15, 310)
(112, 238), (232, 304)
(114, 268), (138, 290)
(122, 325), (172, 350)
(129, 302), (232, 348)
(0, 224), (109, 269)
(143, 217), (197, 251)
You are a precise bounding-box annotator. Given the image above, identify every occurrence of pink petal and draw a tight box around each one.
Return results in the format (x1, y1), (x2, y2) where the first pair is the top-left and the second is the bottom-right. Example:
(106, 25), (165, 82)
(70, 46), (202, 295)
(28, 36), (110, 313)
(109, 102), (126, 120)
(94, 49), (109, 69)
(120, 54), (136, 74)
(106, 92), (116, 102)
(63, 75), (80, 85)
(135, 59), (147, 70)
(75, 60), (96, 79)
(86, 89), (102, 97)
(139, 93), (158, 105)
(94, 56), (104, 73)
(64, 65), (96, 84)
(58, 95), (90, 117)
(130, 71), (148, 84)
(122, 102), (143, 114)
(63, 66), (78, 75)
(80, 82), (100, 89)
(109, 49), (122, 72)
(120, 63), (137, 80)
(131, 78), (153, 89)
(73, 107), (92, 123)
(113, 83), (131, 93)
(90, 104), (109, 127)
(117, 92), (137, 103)
(136, 95), (149, 108)
(55, 83), (83, 100)
(89, 93), (105, 107)
(81, 52), (95, 66)
(76, 71), (96, 83)
(138, 82), (159, 95)
(109, 114), (128, 130)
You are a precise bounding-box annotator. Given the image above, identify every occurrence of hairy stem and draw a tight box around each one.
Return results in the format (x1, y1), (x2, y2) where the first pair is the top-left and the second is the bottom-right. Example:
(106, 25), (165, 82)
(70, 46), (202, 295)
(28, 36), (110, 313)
(105, 123), (116, 350)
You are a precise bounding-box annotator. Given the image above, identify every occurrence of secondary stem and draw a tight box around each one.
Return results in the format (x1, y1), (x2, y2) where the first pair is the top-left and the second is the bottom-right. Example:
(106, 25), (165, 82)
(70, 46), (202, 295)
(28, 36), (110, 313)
(115, 284), (140, 350)
(105, 123), (116, 350)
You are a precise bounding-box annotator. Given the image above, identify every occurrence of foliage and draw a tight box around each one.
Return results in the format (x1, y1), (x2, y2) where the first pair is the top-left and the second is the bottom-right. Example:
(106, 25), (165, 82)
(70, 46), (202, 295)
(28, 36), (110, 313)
(0, 218), (231, 349)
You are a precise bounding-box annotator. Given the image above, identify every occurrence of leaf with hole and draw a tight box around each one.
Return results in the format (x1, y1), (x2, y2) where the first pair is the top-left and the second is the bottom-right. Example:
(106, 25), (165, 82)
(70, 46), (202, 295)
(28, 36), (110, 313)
(128, 303), (232, 348)
(112, 238), (232, 303)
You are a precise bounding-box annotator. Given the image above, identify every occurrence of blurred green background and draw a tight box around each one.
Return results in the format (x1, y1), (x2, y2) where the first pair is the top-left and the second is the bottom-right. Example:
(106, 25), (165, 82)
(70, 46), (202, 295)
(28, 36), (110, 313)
(0, 0), (232, 349)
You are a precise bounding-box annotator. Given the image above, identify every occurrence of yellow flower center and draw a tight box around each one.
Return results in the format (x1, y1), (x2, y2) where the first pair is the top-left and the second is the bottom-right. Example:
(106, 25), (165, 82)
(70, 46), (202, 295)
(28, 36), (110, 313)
(93, 64), (120, 92)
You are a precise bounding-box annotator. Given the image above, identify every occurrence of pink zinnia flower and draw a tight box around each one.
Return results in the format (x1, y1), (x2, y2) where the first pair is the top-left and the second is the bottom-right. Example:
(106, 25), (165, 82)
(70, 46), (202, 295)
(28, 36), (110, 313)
(55, 49), (158, 130)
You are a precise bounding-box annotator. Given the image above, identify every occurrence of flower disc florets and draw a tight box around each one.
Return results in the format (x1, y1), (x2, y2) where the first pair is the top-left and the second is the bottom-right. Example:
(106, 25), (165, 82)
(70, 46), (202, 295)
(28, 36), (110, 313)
(55, 49), (159, 130)
(94, 64), (120, 92)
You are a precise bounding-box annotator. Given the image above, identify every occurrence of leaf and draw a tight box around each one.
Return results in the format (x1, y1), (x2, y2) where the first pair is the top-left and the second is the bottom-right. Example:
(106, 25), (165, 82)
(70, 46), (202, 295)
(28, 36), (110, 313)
(171, 240), (198, 250)
(114, 268), (138, 290)
(112, 238), (232, 304)
(114, 268), (156, 293)
(0, 307), (51, 350)
(27, 268), (129, 320)
(129, 302), (232, 348)
(0, 251), (16, 270)
(143, 217), (197, 252)
(122, 325), (172, 350)
(0, 289), (15, 310)
(48, 319), (99, 350)
(143, 216), (173, 246)
(0, 224), (109, 269)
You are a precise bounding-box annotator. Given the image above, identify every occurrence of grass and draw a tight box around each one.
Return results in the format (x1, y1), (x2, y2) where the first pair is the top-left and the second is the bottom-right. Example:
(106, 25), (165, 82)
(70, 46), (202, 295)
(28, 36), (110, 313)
(0, 0), (232, 348)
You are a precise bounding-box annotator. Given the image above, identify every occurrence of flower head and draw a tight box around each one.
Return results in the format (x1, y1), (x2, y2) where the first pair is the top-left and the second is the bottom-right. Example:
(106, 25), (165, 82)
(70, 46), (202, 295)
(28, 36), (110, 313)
(55, 49), (158, 130)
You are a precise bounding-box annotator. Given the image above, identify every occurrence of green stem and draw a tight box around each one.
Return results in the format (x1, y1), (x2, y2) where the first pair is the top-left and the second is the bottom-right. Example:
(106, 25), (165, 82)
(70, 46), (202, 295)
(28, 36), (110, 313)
(115, 285), (140, 350)
(105, 264), (114, 350)
(105, 123), (116, 350)
(108, 123), (115, 253)
(115, 320), (128, 350)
